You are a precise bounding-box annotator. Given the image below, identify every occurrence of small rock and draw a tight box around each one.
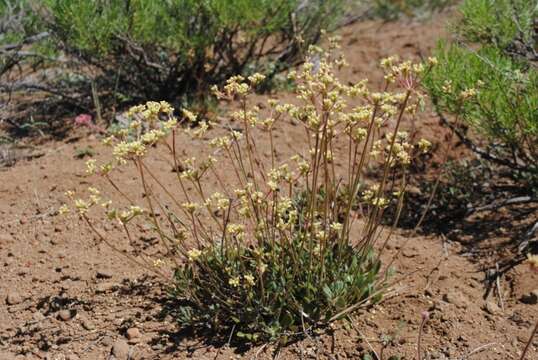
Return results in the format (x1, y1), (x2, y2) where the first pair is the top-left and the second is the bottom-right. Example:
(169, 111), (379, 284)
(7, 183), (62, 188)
(81, 318), (95, 330)
(111, 340), (130, 360)
(58, 309), (76, 321)
(402, 249), (417, 258)
(67, 355), (80, 360)
(126, 327), (141, 340)
(33, 311), (46, 321)
(482, 301), (502, 315)
(102, 336), (114, 347)
(96, 270), (113, 279)
(442, 291), (468, 309)
(521, 290), (538, 305)
(6, 293), (22, 305)
(95, 282), (120, 294)
(126, 327), (141, 343)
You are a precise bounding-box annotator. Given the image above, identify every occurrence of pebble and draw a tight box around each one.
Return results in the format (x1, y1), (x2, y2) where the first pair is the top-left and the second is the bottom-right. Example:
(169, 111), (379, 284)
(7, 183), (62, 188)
(111, 340), (130, 360)
(58, 309), (76, 321)
(126, 327), (141, 340)
(95, 282), (120, 294)
(6, 293), (22, 305)
(96, 269), (113, 279)
(33, 311), (46, 321)
(482, 301), (502, 315)
(442, 291), (468, 309)
(521, 289), (538, 305)
(126, 327), (141, 344)
(81, 318), (95, 330)
(102, 336), (114, 347)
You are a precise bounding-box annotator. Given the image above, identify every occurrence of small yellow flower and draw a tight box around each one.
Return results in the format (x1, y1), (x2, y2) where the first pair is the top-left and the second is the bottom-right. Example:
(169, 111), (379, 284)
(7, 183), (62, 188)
(244, 274), (255, 286)
(129, 206), (144, 216)
(248, 73), (266, 85)
(86, 159), (97, 174)
(88, 187), (100, 195)
(371, 197), (389, 208)
(187, 248), (202, 261)
(58, 204), (69, 215)
(153, 259), (165, 267)
(100, 163), (113, 174)
(442, 80), (453, 94)
(163, 118), (178, 130)
(102, 136), (115, 146)
(418, 138), (432, 153)
(460, 88), (477, 100)
(330, 222), (343, 232)
(182, 202), (199, 214)
(74, 199), (90, 214)
(159, 101), (174, 114)
(182, 109), (197, 122)
(228, 277), (240, 287)
(427, 57), (438, 66)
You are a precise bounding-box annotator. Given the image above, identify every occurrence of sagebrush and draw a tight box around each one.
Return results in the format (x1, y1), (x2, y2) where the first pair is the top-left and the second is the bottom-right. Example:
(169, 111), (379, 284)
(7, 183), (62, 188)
(0, 0), (343, 132)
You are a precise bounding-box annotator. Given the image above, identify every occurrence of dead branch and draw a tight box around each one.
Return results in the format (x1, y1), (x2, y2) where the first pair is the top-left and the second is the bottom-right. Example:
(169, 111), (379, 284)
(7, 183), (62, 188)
(466, 195), (534, 215)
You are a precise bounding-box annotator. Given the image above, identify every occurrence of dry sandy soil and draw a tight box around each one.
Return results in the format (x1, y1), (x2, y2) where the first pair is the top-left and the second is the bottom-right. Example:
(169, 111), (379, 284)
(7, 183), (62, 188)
(1, 13), (537, 360)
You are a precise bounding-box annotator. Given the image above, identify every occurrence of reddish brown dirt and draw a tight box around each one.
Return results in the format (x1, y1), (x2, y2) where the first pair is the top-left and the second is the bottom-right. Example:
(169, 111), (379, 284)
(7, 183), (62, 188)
(1, 14), (537, 360)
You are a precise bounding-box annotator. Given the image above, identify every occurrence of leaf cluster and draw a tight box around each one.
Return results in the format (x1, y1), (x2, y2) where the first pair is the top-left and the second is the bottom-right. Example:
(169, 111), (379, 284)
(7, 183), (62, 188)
(171, 233), (382, 343)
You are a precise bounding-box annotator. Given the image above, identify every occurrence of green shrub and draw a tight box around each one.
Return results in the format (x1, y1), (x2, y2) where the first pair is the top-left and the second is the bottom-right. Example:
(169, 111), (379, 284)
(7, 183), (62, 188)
(0, 1), (45, 76)
(64, 45), (433, 343)
(455, 0), (537, 47)
(172, 236), (381, 342)
(424, 0), (538, 196)
(7, 0), (343, 111)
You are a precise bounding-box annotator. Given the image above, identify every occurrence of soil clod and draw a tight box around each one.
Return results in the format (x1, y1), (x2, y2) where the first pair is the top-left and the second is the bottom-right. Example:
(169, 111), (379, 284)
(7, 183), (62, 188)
(6, 293), (22, 305)
(111, 339), (130, 360)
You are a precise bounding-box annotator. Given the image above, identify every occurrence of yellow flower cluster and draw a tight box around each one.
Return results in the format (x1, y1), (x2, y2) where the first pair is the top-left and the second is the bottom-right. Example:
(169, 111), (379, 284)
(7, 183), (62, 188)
(187, 248), (202, 261)
(418, 138), (432, 153)
(204, 192), (230, 211)
(67, 42), (438, 279)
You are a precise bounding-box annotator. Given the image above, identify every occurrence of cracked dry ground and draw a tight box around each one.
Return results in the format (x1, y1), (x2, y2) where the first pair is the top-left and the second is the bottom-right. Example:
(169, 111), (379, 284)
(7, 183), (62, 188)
(1, 14), (537, 360)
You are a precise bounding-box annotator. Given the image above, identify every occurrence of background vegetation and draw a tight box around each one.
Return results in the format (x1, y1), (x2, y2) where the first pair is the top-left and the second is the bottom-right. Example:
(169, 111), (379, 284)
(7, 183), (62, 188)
(0, 0), (343, 134)
(414, 0), (537, 259)
(0, 0), (457, 137)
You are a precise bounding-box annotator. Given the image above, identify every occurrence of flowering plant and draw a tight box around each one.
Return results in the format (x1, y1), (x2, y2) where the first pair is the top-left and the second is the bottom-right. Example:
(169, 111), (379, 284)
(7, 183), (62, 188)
(64, 42), (434, 343)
